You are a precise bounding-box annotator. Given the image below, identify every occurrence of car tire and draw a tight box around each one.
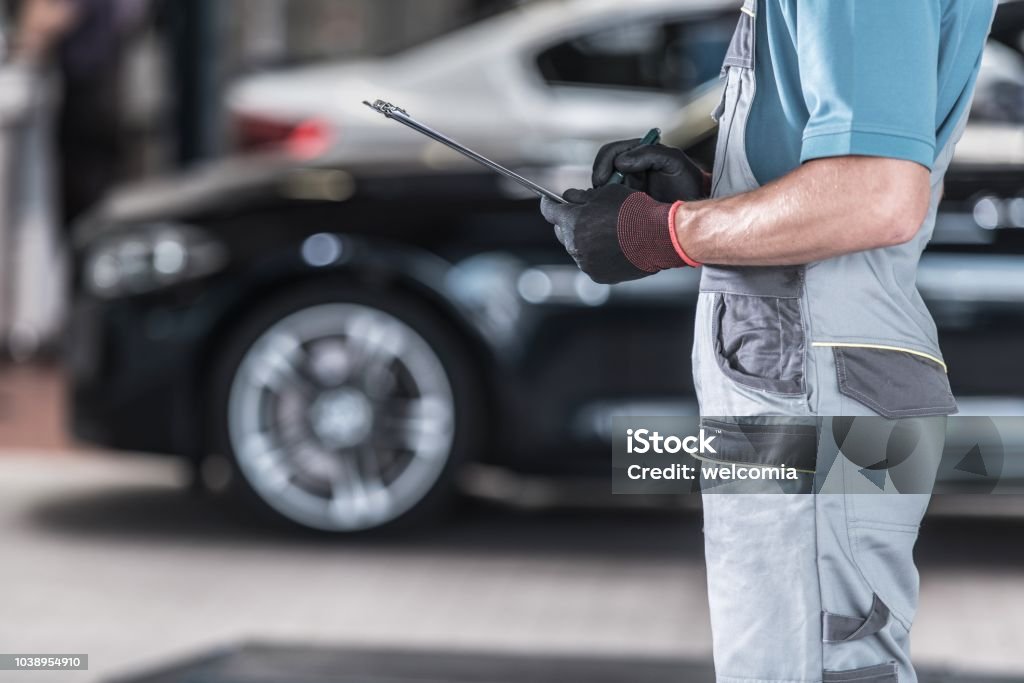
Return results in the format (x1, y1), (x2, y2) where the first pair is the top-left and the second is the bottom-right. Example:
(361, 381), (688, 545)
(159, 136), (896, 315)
(209, 281), (483, 534)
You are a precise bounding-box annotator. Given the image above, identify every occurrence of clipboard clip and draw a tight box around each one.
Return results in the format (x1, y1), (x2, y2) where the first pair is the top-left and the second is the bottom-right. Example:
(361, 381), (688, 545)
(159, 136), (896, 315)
(363, 100), (409, 119)
(362, 98), (569, 204)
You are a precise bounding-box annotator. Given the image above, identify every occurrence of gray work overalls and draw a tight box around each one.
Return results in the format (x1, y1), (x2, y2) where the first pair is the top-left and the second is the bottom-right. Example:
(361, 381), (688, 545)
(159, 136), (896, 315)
(692, 1), (969, 681)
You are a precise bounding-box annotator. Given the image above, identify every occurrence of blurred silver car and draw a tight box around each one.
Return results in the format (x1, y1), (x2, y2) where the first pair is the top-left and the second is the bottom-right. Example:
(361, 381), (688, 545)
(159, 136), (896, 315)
(226, 0), (738, 165)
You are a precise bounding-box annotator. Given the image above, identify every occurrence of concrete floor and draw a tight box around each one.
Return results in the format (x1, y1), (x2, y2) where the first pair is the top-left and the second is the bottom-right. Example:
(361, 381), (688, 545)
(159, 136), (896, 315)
(1, 450), (1023, 683)
(1, 364), (1022, 682)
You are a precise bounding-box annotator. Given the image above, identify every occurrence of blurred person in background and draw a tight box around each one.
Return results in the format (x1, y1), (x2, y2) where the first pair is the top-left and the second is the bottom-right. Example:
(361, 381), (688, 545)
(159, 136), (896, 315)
(0, 0), (76, 357)
(0, 0), (152, 358)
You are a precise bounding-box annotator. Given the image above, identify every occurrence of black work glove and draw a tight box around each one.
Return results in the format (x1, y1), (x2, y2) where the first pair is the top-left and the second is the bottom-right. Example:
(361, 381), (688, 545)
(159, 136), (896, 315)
(540, 185), (700, 286)
(592, 140), (710, 203)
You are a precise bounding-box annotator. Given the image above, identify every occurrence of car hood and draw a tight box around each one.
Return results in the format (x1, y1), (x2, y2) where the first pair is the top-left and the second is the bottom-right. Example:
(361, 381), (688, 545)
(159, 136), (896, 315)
(72, 150), (576, 247)
(73, 156), (294, 246)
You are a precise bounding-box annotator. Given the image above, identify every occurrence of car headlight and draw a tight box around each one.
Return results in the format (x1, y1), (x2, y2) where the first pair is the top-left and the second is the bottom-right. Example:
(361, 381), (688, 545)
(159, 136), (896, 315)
(84, 224), (228, 298)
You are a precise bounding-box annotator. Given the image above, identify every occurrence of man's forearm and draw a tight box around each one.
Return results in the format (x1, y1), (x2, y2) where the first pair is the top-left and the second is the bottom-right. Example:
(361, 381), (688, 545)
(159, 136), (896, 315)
(674, 157), (932, 267)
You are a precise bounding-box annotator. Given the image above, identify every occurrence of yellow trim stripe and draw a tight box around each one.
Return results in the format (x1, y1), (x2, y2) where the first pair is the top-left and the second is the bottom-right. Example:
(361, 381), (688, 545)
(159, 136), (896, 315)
(811, 342), (948, 373)
(740, 6), (756, 17)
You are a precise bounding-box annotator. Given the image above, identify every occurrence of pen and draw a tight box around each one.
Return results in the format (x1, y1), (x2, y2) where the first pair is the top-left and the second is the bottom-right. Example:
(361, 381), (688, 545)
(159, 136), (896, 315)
(607, 128), (662, 186)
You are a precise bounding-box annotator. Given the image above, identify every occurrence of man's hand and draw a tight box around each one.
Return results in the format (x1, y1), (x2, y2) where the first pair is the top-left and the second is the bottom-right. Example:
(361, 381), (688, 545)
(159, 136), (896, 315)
(540, 185), (699, 285)
(593, 140), (710, 203)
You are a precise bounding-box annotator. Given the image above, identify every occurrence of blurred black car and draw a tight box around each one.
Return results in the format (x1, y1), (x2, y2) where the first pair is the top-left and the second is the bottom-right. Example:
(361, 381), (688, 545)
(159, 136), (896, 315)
(68, 4), (1024, 533)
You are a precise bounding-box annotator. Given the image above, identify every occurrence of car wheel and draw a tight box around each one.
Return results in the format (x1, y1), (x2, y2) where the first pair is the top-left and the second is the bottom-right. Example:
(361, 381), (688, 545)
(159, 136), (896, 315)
(211, 283), (481, 533)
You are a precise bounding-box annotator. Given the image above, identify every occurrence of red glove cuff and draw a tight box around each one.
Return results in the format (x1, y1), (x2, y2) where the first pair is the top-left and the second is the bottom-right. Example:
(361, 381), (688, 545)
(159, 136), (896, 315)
(669, 201), (702, 268)
(617, 193), (701, 272)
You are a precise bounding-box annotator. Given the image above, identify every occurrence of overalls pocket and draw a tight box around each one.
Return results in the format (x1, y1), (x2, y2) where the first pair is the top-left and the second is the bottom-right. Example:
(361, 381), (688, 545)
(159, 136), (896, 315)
(700, 417), (818, 471)
(712, 293), (806, 396)
(697, 417), (818, 493)
(822, 662), (898, 683)
(833, 347), (957, 418)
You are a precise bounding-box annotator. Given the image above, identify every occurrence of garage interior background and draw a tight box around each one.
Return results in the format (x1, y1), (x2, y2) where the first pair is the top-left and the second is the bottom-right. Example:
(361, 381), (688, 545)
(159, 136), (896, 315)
(0, 1), (1023, 682)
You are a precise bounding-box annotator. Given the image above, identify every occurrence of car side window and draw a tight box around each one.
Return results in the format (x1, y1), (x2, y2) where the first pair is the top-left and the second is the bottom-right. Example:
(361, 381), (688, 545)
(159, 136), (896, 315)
(938, 28), (1024, 245)
(970, 37), (1024, 124)
(536, 13), (736, 94)
(953, 30), (1024, 170)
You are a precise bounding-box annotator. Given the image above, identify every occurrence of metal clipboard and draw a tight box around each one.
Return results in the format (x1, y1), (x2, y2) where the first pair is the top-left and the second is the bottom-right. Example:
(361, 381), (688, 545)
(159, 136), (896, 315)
(363, 100), (569, 204)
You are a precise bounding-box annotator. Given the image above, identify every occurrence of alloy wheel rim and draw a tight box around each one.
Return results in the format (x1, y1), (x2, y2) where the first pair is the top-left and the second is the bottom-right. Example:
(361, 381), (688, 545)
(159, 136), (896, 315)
(228, 303), (456, 531)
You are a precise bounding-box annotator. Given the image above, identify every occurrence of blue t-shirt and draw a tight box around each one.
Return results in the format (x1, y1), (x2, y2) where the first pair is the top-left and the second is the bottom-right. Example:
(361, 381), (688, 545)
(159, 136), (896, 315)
(746, 0), (997, 185)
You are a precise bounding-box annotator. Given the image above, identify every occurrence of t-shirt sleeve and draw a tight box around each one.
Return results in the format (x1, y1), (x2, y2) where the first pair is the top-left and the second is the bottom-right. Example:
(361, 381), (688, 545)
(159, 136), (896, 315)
(796, 0), (941, 170)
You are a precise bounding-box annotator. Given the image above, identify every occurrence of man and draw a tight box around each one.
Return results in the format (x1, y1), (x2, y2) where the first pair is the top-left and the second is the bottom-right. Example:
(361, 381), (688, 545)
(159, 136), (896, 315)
(540, 2), (996, 682)
(0, 0), (77, 355)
